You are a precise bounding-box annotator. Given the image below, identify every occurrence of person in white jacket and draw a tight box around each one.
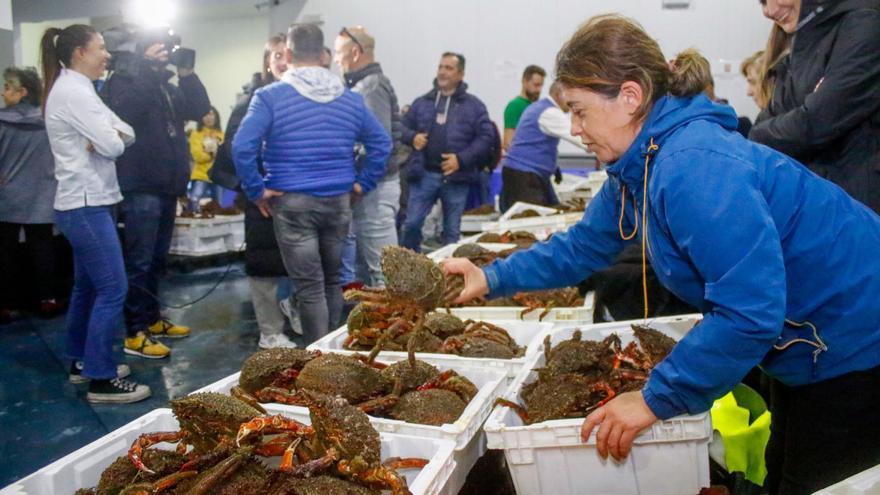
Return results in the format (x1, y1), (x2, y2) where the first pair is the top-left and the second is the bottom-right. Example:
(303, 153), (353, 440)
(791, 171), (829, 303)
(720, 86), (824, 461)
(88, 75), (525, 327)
(41, 24), (150, 404)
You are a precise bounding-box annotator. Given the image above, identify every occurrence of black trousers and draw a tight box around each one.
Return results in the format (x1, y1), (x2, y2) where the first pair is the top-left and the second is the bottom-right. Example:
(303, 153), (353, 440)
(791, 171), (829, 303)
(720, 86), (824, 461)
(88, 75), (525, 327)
(0, 222), (57, 306)
(500, 167), (556, 212)
(765, 364), (880, 494)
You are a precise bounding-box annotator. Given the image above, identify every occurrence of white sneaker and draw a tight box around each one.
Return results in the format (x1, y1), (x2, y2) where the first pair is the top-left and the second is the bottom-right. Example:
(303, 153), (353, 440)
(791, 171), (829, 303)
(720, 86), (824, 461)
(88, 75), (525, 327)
(69, 361), (132, 384)
(259, 333), (298, 349)
(278, 297), (303, 336)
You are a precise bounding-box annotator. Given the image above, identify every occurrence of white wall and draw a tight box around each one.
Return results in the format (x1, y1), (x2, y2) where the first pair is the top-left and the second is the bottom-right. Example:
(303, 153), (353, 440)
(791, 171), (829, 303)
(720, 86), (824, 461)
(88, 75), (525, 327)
(180, 13), (269, 118)
(16, 17), (91, 68)
(295, 0), (774, 136)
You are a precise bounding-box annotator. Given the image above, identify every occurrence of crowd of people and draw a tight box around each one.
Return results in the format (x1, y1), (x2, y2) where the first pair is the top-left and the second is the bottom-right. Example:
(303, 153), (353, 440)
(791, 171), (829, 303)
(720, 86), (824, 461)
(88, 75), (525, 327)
(0, 1), (879, 491)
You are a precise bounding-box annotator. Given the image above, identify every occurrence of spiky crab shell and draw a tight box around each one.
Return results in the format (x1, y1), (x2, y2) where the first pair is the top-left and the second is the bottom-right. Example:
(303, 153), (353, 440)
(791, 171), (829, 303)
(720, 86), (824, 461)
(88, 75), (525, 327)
(239, 348), (318, 393)
(268, 474), (381, 495)
(305, 392), (382, 466)
(380, 359), (440, 393)
(295, 354), (390, 404)
(392, 389), (467, 426)
(170, 392), (261, 452)
(423, 312), (466, 339)
(381, 246), (445, 310)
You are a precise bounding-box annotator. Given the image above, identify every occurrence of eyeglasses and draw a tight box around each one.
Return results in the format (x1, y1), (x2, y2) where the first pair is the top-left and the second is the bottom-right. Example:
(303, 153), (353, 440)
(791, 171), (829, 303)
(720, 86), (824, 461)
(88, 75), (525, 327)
(339, 27), (364, 53)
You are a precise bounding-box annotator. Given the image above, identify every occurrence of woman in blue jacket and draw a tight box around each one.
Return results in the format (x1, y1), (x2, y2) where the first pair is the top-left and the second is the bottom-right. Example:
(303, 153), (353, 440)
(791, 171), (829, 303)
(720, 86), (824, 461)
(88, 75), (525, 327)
(445, 15), (880, 493)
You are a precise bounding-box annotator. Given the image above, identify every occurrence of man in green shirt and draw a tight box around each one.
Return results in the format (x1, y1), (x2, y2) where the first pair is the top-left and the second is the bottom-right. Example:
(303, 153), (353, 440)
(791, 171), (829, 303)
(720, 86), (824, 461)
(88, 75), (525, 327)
(502, 64), (545, 150)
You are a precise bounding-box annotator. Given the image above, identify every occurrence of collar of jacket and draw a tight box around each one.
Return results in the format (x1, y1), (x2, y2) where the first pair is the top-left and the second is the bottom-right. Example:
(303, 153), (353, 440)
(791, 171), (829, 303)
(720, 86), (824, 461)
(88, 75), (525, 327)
(797, 0), (879, 32)
(344, 62), (383, 88)
(425, 80), (468, 101)
(0, 103), (44, 126)
(604, 98), (670, 194)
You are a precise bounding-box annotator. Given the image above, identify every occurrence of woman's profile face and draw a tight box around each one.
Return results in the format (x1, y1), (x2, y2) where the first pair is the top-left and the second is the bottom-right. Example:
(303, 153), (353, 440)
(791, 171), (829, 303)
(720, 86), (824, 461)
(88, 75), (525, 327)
(563, 85), (642, 164)
(269, 41), (288, 81)
(762, 0), (802, 34)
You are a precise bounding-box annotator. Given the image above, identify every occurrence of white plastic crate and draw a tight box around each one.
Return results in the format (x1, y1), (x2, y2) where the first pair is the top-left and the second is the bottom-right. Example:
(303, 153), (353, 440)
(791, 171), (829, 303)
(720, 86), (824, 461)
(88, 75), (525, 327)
(448, 303), (594, 323)
(309, 320), (554, 379)
(813, 464), (880, 495)
(460, 212), (500, 233)
(498, 202), (560, 222)
(169, 231), (229, 256)
(0, 408), (456, 495)
(224, 223), (246, 252)
(195, 355), (507, 451)
(427, 242), (517, 262)
(484, 314), (710, 495)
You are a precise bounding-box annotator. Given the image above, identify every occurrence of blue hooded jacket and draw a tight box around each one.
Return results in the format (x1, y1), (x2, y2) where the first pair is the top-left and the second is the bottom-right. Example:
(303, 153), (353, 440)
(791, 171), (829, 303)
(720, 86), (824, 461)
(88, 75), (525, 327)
(484, 95), (880, 420)
(233, 67), (391, 200)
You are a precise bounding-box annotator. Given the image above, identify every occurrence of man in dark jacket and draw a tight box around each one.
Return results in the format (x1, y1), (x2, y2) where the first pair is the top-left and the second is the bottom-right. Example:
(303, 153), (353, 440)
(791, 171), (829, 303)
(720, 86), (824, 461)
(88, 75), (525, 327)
(103, 38), (211, 358)
(750, 0), (880, 214)
(400, 52), (496, 251)
(0, 67), (60, 321)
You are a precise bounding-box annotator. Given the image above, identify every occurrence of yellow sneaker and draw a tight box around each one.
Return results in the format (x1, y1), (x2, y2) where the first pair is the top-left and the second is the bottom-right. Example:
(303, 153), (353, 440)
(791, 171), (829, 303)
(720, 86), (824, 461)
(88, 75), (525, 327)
(124, 332), (170, 359)
(148, 318), (191, 338)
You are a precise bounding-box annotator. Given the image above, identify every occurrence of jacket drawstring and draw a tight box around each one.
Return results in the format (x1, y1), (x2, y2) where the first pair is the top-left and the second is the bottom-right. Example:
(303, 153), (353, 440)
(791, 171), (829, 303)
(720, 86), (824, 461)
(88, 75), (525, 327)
(774, 319), (828, 363)
(617, 137), (660, 320)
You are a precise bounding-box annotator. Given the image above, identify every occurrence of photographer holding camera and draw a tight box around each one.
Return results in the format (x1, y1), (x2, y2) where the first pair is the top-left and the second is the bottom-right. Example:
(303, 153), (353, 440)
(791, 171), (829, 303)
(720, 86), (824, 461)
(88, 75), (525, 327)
(103, 28), (210, 359)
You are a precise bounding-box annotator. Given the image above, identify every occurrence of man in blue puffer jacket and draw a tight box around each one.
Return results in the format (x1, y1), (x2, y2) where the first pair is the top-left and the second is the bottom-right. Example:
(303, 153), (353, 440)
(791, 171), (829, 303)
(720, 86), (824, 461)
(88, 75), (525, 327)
(399, 52), (497, 251)
(233, 24), (391, 344)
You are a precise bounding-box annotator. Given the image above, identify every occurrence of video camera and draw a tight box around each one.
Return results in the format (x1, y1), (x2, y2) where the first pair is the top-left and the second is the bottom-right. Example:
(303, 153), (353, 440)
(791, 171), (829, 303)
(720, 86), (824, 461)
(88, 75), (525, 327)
(102, 24), (196, 76)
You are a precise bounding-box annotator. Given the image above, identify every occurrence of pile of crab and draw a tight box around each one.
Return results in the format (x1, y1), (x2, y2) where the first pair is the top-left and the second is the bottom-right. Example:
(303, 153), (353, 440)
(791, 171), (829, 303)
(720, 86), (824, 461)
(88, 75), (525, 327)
(228, 344), (480, 428)
(495, 324), (677, 425)
(74, 390), (426, 495)
(343, 246), (525, 359)
(443, 240), (587, 321)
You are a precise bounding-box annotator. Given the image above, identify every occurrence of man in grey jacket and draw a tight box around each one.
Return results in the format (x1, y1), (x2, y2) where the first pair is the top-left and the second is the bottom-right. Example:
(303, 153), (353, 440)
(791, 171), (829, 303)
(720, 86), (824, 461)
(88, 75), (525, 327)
(334, 26), (406, 287)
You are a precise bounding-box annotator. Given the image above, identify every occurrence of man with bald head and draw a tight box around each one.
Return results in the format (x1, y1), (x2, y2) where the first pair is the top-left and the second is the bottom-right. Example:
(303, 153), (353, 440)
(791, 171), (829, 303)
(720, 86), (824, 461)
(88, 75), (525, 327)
(334, 26), (405, 287)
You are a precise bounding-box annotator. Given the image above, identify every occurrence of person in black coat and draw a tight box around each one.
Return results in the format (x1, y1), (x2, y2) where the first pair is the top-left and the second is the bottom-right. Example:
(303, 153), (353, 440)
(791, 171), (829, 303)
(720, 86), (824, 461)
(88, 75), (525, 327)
(750, 0), (880, 214)
(210, 34), (300, 349)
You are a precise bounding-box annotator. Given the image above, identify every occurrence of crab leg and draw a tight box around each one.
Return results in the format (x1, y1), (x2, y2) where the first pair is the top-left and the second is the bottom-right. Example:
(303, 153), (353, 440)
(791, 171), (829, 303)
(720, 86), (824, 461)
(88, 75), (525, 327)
(382, 457), (430, 470)
(252, 386), (308, 406)
(494, 398), (531, 424)
(187, 449), (249, 495)
(128, 431), (188, 474)
(236, 414), (313, 446)
(282, 447), (339, 477)
(229, 386), (268, 414)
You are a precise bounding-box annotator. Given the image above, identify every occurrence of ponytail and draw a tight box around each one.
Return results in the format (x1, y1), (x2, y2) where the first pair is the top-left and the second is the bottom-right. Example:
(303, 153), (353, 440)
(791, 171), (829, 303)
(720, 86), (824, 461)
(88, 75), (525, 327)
(668, 48), (714, 99)
(39, 24), (97, 113)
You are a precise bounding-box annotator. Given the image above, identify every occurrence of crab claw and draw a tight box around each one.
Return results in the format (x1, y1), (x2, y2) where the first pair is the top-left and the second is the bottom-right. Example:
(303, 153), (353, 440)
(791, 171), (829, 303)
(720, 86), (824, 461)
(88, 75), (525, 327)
(235, 414), (313, 447)
(128, 431), (188, 474)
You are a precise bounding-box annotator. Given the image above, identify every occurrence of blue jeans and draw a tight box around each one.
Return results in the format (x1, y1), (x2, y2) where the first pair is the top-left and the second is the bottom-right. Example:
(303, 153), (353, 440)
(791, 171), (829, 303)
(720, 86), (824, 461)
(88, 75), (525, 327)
(272, 192), (351, 344)
(119, 193), (176, 336)
(55, 206), (127, 379)
(352, 176), (400, 286)
(401, 172), (469, 252)
(188, 180), (223, 212)
(340, 226), (357, 286)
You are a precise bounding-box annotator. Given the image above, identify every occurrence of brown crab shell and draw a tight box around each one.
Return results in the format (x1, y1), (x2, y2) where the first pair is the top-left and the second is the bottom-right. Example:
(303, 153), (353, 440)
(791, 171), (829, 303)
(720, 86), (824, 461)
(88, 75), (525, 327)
(267, 474), (381, 495)
(381, 246), (445, 310)
(391, 330), (442, 352)
(380, 359), (440, 393)
(520, 373), (600, 424)
(295, 354), (390, 404)
(451, 243), (491, 259)
(239, 348), (319, 394)
(632, 324), (677, 365)
(509, 209), (542, 220)
(423, 312), (466, 339)
(170, 392), (262, 454)
(93, 449), (187, 495)
(545, 339), (615, 375)
(392, 389), (468, 426)
(306, 392), (382, 466)
(446, 334), (519, 359)
(475, 232), (503, 243)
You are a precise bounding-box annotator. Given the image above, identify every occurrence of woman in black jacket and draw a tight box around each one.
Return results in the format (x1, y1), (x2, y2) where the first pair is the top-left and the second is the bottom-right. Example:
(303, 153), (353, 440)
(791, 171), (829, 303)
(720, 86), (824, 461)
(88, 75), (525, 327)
(210, 34), (300, 349)
(750, 0), (880, 213)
